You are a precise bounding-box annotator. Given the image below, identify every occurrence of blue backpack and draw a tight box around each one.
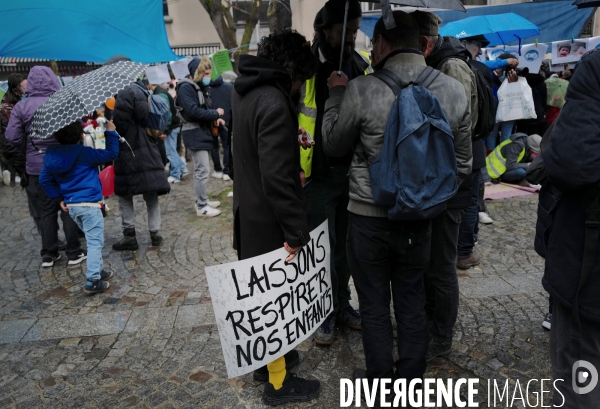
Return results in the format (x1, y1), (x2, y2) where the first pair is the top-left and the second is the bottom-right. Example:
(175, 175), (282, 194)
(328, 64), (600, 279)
(369, 67), (458, 220)
(133, 83), (170, 138)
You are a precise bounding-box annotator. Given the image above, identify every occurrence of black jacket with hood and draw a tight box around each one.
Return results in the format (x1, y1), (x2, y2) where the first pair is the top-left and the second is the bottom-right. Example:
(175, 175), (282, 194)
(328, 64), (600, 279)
(231, 55), (310, 260)
(113, 81), (170, 197)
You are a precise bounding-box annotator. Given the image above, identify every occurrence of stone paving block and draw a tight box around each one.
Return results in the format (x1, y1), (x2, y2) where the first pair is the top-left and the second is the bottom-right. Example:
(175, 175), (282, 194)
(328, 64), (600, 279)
(0, 319), (36, 344)
(174, 304), (215, 328)
(22, 311), (130, 341)
(459, 276), (522, 298)
(123, 307), (177, 333)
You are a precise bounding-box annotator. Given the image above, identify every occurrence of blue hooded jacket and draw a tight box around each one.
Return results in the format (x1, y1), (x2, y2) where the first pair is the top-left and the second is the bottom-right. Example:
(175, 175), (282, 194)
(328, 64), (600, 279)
(39, 130), (120, 204)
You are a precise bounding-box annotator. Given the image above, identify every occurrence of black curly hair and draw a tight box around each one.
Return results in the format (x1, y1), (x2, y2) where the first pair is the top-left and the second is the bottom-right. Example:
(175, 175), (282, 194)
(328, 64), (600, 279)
(54, 121), (84, 145)
(257, 30), (317, 82)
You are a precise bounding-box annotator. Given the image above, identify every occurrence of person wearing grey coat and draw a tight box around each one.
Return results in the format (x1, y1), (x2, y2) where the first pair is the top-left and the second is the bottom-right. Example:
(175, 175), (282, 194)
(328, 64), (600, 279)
(321, 11), (470, 386)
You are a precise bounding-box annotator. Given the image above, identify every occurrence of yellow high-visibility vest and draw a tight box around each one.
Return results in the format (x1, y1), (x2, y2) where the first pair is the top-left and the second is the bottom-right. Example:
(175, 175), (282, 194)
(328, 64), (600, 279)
(486, 139), (526, 179)
(298, 51), (373, 177)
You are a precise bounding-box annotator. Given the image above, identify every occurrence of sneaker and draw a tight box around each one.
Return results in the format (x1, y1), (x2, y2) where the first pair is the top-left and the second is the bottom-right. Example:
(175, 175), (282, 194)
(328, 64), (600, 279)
(223, 174), (231, 181)
(181, 170), (189, 178)
(84, 280), (110, 295)
(253, 350), (300, 382)
(167, 176), (180, 184)
(100, 270), (114, 281)
(211, 171), (223, 179)
(227, 191), (233, 198)
(262, 372), (321, 406)
(478, 212), (493, 224)
(337, 305), (361, 330)
(426, 335), (452, 362)
(68, 251), (87, 265)
(208, 200), (221, 208)
(314, 313), (335, 346)
(196, 205), (221, 217)
(457, 252), (481, 270)
(41, 254), (61, 268)
(542, 313), (552, 331)
(150, 233), (163, 247)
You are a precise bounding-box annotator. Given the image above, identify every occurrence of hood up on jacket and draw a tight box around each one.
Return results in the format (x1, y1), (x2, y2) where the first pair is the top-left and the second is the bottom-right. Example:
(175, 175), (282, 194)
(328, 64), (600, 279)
(44, 144), (84, 175)
(234, 55), (292, 97)
(426, 36), (470, 69)
(25, 66), (60, 98)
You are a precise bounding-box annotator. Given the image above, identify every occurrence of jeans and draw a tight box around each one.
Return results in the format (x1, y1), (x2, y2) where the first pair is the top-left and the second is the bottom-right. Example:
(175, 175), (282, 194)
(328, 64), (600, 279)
(166, 127), (186, 179)
(501, 167), (527, 183)
(211, 130), (229, 174)
(348, 213), (431, 381)
(25, 175), (81, 258)
(424, 208), (465, 340)
(191, 149), (210, 208)
(458, 169), (481, 259)
(551, 301), (600, 408)
(304, 167), (351, 315)
(486, 121), (515, 151)
(68, 206), (103, 283)
(118, 193), (161, 232)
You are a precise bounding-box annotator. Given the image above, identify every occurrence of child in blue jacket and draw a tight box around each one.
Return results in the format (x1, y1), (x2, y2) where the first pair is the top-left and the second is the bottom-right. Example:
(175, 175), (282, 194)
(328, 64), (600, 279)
(40, 120), (120, 294)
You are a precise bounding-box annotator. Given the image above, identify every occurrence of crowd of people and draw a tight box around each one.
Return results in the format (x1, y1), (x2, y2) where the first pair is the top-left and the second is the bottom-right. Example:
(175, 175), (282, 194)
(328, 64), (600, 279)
(0, 0), (597, 407)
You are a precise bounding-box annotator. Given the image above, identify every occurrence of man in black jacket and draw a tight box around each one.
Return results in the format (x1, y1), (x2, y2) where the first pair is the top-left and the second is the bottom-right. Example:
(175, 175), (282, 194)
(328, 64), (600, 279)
(300, 0), (369, 346)
(543, 49), (600, 408)
(112, 80), (171, 250)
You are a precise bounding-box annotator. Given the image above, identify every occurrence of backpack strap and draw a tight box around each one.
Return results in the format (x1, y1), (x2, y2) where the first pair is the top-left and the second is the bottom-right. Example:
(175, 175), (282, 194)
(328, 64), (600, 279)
(372, 69), (408, 95)
(413, 66), (441, 89)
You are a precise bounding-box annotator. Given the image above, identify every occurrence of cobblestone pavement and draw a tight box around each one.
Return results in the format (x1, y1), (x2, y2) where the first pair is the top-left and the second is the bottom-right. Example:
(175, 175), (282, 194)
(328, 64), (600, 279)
(0, 171), (551, 409)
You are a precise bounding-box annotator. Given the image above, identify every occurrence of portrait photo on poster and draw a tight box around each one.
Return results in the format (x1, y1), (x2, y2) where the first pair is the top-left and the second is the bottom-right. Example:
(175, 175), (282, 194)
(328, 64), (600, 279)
(552, 40), (587, 64)
(518, 43), (549, 73)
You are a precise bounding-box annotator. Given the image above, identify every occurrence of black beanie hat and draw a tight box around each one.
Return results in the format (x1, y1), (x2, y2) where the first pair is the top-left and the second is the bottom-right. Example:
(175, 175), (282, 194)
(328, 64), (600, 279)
(314, 0), (362, 31)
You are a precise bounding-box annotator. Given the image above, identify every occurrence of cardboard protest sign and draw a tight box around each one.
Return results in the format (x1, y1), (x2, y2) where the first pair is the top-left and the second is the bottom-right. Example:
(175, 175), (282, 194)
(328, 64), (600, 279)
(518, 43), (548, 73)
(170, 59), (191, 80)
(210, 50), (234, 80)
(145, 64), (171, 84)
(205, 220), (332, 378)
(552, 40), (587, 64)
(487, 46), (519, 61)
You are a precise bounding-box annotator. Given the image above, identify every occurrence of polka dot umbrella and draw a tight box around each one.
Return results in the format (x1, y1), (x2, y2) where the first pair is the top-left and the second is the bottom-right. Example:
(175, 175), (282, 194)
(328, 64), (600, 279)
(30, 61), (146, 139)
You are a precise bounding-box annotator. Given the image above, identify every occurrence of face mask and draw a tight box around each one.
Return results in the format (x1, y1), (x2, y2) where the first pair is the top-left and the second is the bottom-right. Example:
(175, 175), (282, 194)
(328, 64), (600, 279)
(202, 77), (211, 86)
(21, 95), (26, 100)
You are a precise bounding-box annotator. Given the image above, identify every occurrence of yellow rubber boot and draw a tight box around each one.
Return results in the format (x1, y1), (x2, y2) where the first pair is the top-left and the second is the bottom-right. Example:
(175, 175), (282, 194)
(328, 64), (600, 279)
(267, 356), (287, 390)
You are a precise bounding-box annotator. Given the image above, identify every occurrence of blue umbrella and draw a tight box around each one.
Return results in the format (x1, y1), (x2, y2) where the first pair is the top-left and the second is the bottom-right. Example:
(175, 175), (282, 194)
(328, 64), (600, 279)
(439, 13), (540, 47)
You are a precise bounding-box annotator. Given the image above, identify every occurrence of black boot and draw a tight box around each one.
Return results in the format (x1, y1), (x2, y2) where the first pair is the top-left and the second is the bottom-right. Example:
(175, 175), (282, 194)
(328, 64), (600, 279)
(112, 228), (138, 251)
(150, 231), (163, 247)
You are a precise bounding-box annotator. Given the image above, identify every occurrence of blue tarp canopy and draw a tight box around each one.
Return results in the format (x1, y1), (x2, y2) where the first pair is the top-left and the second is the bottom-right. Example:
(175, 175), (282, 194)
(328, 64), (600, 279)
(360, 1), (595, 45)
(0, 0), (178, 63)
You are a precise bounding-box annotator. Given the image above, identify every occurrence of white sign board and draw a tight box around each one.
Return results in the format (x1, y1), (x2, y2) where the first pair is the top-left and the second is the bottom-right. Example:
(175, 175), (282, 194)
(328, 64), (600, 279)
(205, 220), (332, 378)
(518, 43), (548, 73)
(170, 59), (191, 80)
(487, 46), (519, 61)
(587, 36), (600, 51)
(145, 64), (171, 85)
(552, 40), (587, 64)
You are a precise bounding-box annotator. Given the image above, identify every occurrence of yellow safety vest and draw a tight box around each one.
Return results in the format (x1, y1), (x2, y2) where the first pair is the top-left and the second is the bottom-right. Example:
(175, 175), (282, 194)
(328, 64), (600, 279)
(486, 139), (526, 179)
(298, 50), (373, 177)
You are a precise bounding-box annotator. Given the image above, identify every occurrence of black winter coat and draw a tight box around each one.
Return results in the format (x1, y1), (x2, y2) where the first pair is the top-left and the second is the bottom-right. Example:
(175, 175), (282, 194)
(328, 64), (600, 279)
(543, 50), (600, 323)
(113, 81), (170, 197)
(231, 55), (310, 260)
(177, 80), (219, 151)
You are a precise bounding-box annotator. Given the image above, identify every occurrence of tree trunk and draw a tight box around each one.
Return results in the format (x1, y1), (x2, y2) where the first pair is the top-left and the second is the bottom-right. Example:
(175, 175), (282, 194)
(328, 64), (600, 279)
(267, 0), (292, 32)
(198, 0), (262, 73)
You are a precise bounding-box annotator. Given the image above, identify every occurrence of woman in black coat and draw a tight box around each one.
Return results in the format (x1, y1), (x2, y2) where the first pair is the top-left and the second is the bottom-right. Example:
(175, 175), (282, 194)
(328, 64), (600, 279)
(231, 30), (320, 406)
(112, 80), (170, 250)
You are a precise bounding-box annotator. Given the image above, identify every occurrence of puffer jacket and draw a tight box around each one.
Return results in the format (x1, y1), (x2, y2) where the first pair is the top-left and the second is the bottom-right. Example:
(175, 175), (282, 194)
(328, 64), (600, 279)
(39, 131), (120, 204)
(113, 81), (170, 197)
(5, 66), (61, 175)
(322, 51), (471, 218)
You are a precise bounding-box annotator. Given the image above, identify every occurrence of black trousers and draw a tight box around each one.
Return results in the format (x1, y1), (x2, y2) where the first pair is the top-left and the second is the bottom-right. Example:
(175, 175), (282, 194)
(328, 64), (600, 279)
(25, 175), (81, 259)
(348, 212), (431, 381)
